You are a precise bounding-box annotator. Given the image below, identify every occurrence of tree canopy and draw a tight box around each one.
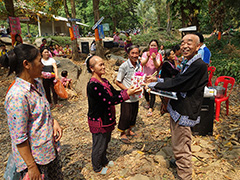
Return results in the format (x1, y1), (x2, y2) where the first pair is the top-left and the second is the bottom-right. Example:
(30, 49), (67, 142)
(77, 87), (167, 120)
(0, 0), (239, 35)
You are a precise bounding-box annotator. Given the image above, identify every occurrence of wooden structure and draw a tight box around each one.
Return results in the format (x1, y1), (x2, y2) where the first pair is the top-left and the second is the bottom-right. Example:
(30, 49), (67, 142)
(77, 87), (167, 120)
(1, 9), (89, 37)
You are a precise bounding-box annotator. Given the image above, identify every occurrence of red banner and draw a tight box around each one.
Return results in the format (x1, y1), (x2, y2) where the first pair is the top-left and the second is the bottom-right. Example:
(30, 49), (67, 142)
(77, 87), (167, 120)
(9, 17), (21, 35)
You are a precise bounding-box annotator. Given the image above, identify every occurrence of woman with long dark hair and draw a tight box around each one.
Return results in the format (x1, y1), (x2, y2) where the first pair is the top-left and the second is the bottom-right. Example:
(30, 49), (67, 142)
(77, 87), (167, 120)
(1, 44), (63, 179)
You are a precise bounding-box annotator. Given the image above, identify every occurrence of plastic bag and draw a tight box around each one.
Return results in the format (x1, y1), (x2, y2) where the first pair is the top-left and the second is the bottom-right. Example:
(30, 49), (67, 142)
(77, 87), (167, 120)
(54, 80), (68, 99)
(4, 154), (21, 180)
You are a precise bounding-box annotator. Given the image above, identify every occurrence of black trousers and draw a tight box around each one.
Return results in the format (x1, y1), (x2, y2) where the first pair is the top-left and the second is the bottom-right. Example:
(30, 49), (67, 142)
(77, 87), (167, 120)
(20, 155), (63, 180)
(144, 89), (156, 109)
(118, 101), (139, 131)
(92, 132), (111, 172)
(42, 78), (58, 104)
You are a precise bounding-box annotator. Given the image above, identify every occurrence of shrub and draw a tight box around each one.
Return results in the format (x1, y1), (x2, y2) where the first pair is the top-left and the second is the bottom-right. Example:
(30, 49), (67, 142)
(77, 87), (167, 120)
(207, 36), (240, 83)
(131, 30), (181, 47)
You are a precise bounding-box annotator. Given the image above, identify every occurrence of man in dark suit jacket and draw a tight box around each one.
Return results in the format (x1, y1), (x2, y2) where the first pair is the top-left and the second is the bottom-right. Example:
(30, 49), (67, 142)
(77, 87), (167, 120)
(147, 34), (208, 180)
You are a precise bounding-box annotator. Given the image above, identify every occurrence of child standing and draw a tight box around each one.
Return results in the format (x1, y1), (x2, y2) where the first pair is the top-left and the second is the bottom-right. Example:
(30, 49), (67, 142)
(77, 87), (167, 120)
(116, 45), (141, 144)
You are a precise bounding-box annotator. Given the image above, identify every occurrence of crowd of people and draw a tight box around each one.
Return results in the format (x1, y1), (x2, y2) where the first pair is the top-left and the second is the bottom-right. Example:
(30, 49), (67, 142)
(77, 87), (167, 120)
(0, 32), (212, 180)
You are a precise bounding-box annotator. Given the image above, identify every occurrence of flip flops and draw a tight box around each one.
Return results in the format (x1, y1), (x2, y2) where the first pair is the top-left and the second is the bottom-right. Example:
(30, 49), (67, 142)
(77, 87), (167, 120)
(145, 104), (150, 109)
(120, 137), (131, 144)
(147, 111), (153, 117)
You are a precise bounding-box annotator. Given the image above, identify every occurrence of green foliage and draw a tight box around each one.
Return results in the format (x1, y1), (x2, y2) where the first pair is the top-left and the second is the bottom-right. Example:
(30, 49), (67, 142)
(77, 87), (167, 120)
(47, 36), (72, 46)
(207, 36), (240, 83)
(131, 29), (181, 47)
(28, 36), (72, 46)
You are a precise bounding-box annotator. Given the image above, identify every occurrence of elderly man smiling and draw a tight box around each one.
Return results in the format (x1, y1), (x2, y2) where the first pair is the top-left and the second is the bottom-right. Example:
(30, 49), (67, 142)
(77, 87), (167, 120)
(147, 34), (208, 180)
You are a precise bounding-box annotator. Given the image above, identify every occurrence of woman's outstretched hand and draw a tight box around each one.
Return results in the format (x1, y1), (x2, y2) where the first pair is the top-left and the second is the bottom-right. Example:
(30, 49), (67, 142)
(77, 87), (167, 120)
(127, 86), (142, 96)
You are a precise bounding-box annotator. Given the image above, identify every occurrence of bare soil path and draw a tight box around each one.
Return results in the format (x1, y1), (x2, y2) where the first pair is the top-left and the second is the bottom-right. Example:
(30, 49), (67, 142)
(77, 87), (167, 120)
(0, 57), (240, 179)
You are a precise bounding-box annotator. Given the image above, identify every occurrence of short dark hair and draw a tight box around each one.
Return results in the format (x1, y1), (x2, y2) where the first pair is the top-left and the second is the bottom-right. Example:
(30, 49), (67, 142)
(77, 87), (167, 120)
(0, 44), (39, 76)
(15, 34), (20, 41)
(164, 49), (173, 60)
(172, 44), (180, 53)
(195, 32), (204, 43)
(40, 46), (50, 55)
(61, 70), (68, 77)
(42, 38), (47, 42)
(127, 45), (139, 54)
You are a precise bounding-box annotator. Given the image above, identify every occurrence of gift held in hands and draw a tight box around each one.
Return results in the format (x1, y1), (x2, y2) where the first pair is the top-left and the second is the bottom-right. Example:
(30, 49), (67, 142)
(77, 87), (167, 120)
(42, 72), (55, 79)
(131, 72), (146, 98)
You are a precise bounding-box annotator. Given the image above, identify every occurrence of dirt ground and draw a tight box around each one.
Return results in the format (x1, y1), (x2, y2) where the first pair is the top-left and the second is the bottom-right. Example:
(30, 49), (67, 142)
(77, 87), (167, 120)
(0, 54), (240, 180)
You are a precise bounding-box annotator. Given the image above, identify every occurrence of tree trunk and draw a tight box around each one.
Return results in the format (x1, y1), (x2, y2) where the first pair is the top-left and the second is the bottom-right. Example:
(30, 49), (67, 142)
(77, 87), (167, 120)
(155, 0), (161, 27)
(143, 21), (146, 33)
(70, 0), (80, 61)
(166, 2), (171, 34)
(180, 4), (187, 27)
(63, 0), (71, 19)
(4, 0), (15, 17)
(112, 17), (117, 33)
(93, 0), (105, 59)
(209, 0), (225, 34)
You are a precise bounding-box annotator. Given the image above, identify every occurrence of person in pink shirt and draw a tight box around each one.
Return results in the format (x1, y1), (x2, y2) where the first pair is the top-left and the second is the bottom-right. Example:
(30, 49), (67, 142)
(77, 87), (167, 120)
(2, 44), (63, 179)
(141, 39), (162, 116)
(53, 44), (60, 56)
(113, 32), (120, 43)
(61, 70), (72, 89)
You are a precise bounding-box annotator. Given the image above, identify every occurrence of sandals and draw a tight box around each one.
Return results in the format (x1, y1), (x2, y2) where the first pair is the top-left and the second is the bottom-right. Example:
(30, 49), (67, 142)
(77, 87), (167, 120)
(126, 131), (137, 137)
(145, 104), (150, 109)
(107, 161), (114, 167)
(97, 167), (112, 175)
(120, 137), (131, 144)
(147, 111), (153, 117)
(55, 104), (63, 108)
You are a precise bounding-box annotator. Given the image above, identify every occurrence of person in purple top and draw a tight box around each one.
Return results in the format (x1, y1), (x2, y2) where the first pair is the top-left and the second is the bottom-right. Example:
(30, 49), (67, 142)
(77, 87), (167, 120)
(86, 55), (140, 175)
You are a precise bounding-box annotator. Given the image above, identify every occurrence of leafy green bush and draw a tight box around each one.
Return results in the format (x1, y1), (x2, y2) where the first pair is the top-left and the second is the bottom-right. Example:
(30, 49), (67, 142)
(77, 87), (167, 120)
(211, 58), (240, 83)
(47, 36), (72, 46)
(131, 30), (180, 47)
(29, 36), (72, 46)
(207, 36), (240, 83)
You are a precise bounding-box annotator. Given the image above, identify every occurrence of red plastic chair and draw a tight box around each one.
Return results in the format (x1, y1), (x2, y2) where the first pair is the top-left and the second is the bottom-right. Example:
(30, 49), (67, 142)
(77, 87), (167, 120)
(207, 66), (216, 87)
(214, 76), (235, 121)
